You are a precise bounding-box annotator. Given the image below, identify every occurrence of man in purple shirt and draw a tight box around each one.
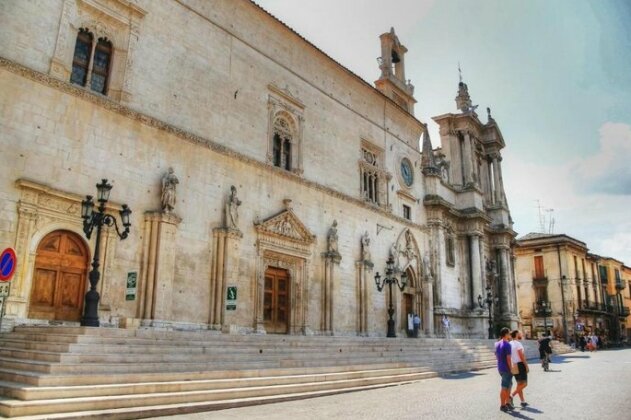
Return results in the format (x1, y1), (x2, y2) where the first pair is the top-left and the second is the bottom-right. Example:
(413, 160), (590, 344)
(496, 327), (514, 411)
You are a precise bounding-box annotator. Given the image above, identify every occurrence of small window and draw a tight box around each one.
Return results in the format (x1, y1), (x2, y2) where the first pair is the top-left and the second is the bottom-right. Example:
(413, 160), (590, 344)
(402, 204), (411, 220)
(70, 28), (93, 87)
(271, 116), (293, 171)
(70, 29), (112, 95)
(91, 38), (112, 94)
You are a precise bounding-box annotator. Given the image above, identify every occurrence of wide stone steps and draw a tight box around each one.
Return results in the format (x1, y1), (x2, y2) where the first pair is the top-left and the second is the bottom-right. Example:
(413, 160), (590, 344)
(0, 326), (541, 418)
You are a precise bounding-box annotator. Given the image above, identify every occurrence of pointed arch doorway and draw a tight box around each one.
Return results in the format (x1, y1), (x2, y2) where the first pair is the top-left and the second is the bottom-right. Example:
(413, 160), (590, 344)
(28, 230), (89, 321)
(401, 267), (422, 332)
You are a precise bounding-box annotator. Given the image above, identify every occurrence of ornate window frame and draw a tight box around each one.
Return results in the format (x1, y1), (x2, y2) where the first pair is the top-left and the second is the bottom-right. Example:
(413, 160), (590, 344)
(359, 139), (390, 209)
(267, 84), (305, 175)
(49, 0), (146, 101)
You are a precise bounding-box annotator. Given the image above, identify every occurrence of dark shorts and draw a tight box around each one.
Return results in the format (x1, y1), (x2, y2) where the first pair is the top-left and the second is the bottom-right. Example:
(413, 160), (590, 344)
(514, 362), (527, 382)
(500, 371), (513, 389)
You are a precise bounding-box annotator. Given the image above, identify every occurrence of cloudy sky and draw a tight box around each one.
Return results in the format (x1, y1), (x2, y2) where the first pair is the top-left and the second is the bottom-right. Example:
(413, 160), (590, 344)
(256, 0), (631, 264)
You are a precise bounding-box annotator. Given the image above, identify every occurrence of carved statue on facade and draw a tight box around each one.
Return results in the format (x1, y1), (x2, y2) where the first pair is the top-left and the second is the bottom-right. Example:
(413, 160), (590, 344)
(327, 220), (339, 254)
(161, 167), (179, 214)
(423, 251), (432, 280)
(403, 230), (416, 260)
(361, 231), (371, 262)
(485, 258), (497, 278)
(225, 185), (242, 230)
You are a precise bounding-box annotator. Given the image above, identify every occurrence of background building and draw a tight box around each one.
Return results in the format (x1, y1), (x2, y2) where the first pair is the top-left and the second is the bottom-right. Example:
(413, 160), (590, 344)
(515, 233), (630, 343)
(0, 0), (518, 336)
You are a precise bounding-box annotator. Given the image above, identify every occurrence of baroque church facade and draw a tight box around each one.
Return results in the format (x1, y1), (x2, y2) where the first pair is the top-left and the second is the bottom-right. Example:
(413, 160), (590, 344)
(0, 0), (518, 336)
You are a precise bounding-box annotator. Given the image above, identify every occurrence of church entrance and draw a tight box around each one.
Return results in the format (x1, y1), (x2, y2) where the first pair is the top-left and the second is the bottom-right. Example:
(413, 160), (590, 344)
(401, 292), (414, 331)
(264, 267), (290, 334)
(28, 230), (89, 321)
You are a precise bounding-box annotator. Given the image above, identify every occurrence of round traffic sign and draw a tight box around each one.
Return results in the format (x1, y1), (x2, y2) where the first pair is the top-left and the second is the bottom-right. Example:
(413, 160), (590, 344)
(0, 248), (17, 282)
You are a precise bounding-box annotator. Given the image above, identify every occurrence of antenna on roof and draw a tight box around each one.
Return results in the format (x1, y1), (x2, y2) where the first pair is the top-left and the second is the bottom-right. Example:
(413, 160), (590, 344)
(458, 62), (463, 83)
(535, 200), (555, 234)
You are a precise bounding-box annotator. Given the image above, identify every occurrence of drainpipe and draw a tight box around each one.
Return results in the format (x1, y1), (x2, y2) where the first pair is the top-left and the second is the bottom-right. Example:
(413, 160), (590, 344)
(557, 245), (569, 344)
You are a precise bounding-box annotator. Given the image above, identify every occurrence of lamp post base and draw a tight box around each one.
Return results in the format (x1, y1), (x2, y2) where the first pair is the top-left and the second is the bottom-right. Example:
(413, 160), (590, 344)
(80, 289), (100, 327)
(387, 318), (396, 338)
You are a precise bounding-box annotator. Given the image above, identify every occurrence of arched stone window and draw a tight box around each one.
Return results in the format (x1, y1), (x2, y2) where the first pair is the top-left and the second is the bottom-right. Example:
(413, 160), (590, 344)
(70, 28), (112, 95)
(272, 115), (294, 171)
(70, 28), (93, 87)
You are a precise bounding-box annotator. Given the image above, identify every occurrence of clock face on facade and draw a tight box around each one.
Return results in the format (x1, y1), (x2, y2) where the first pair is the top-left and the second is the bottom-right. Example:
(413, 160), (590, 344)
(400, 158), (413, 187)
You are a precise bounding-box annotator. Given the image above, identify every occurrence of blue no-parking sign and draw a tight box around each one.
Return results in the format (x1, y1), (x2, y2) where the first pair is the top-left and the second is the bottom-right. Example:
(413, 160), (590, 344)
(0, 248), (17, 282)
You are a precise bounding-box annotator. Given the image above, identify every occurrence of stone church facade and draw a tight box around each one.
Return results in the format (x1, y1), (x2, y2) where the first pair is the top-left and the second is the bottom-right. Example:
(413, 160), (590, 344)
(0, 0), (518, 336)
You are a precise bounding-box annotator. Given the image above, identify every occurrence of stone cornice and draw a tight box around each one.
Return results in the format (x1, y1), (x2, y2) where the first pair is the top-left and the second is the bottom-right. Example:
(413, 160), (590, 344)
(1, 57), (429, 233)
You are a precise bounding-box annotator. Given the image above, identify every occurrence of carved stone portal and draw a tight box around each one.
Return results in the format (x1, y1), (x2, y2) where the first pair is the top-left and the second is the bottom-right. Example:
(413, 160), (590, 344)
(254, 203), (315, 335)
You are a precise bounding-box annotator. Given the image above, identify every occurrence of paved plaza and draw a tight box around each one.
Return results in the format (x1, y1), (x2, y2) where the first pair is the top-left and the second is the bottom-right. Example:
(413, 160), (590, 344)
(158, 349), (631, 420)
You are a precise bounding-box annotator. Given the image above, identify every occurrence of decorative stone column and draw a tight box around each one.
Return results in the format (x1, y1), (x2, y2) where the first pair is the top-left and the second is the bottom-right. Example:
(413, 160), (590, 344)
(470, 234), (483, 307)
(463, 132), (475, 186)
(322, 251), (341, 335)
(492, 156), (503, 205)
(422, 278), (434, 335)
(138, 211), (181, 324)
(356, 258), (374, 336)
(322, 220), (341, 335)
(498, 246), (511, 317)
(209, 227), (242, 330)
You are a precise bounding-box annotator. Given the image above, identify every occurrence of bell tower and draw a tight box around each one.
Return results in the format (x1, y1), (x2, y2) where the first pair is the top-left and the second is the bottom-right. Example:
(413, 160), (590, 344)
(375, 27), (416, 114)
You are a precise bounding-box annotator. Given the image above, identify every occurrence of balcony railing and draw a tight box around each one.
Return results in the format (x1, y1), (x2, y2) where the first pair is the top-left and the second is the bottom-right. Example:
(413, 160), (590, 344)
(615, 280), (627, 291)
(532, 303), (552, 316)
(621, 307), (630, 317)
(579, 300), (615, 313)
(532, 270), (547, 282)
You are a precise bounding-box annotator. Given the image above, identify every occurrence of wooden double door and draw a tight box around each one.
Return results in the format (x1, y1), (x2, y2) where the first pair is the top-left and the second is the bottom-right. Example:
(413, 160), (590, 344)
(28, 230), (89, 321)
(264, 267), (290, 334)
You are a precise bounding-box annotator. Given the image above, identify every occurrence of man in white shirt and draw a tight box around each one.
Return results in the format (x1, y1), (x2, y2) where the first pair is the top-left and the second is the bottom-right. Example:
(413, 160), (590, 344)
(510, 330), (529, 407)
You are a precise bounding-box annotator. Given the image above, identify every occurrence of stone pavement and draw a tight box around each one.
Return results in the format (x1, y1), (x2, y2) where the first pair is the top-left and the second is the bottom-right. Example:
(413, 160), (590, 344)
(155, 349), (631, 420)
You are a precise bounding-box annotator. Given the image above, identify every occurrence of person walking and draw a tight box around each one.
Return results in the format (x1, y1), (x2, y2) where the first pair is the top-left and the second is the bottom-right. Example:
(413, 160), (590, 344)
(442, 315), (451, 339)
(510, 330), (529, 407)
(496, 327), (514, 412)
(413, 313), (421, 338)
(538, 331), (552, 370)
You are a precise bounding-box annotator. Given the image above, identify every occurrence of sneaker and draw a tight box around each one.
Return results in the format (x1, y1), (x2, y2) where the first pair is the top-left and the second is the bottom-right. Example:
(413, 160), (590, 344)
(500, 405), (509, 412)
(508, 396), (514, 408)
(521, 402), (529, 407)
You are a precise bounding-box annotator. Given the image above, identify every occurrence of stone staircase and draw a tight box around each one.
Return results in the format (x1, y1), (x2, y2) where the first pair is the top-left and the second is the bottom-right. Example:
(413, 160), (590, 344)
(0, 326), (568, 419)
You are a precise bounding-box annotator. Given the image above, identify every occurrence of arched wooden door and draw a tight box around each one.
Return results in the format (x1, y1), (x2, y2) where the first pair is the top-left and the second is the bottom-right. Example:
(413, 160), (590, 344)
(28, 230), (89, 321)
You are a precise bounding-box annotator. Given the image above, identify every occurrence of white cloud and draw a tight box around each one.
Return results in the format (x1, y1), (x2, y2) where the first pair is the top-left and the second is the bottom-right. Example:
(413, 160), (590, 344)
(573, 122), (631, 195)
(503, 122), (631, 264)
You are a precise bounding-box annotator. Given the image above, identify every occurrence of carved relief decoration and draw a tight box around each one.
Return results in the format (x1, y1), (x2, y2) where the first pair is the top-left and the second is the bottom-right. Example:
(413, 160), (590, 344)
(255, 208), (316, 249)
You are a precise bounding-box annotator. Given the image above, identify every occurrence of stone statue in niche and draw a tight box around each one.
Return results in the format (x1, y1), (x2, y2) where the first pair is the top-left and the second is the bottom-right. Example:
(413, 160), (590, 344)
(423, 251), (433, 280)
(225, 185), (242, 230)
(403, 230), (416, 260)
(327, 220), (339, 254)
(389, 242), (399, 261)
(161, 167), (179, 214)
(361, 231), (371, 262)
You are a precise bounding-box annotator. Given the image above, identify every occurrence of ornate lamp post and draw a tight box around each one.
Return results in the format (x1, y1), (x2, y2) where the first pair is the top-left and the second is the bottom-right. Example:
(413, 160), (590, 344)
(536, 299), (550, 335)
(478, 285), (497, 339)
(80, 179), (131, 327)
(374, 255), (407, 338)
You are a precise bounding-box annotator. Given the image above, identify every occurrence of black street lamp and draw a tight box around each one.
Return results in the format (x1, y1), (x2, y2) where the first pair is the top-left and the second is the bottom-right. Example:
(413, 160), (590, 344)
(537, 300), (550, 335)
(374, 255), (408, 338)
(80, 179), (131, 327)
(478, 285), (498, 339)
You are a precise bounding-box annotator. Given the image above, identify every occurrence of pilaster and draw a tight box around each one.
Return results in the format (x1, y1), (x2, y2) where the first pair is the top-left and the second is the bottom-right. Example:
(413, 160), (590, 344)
(139, 211), (181, 325)
(209, 227), (243, 331)
(322, 251), (341, 335)
(356, 259), (374, 336)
